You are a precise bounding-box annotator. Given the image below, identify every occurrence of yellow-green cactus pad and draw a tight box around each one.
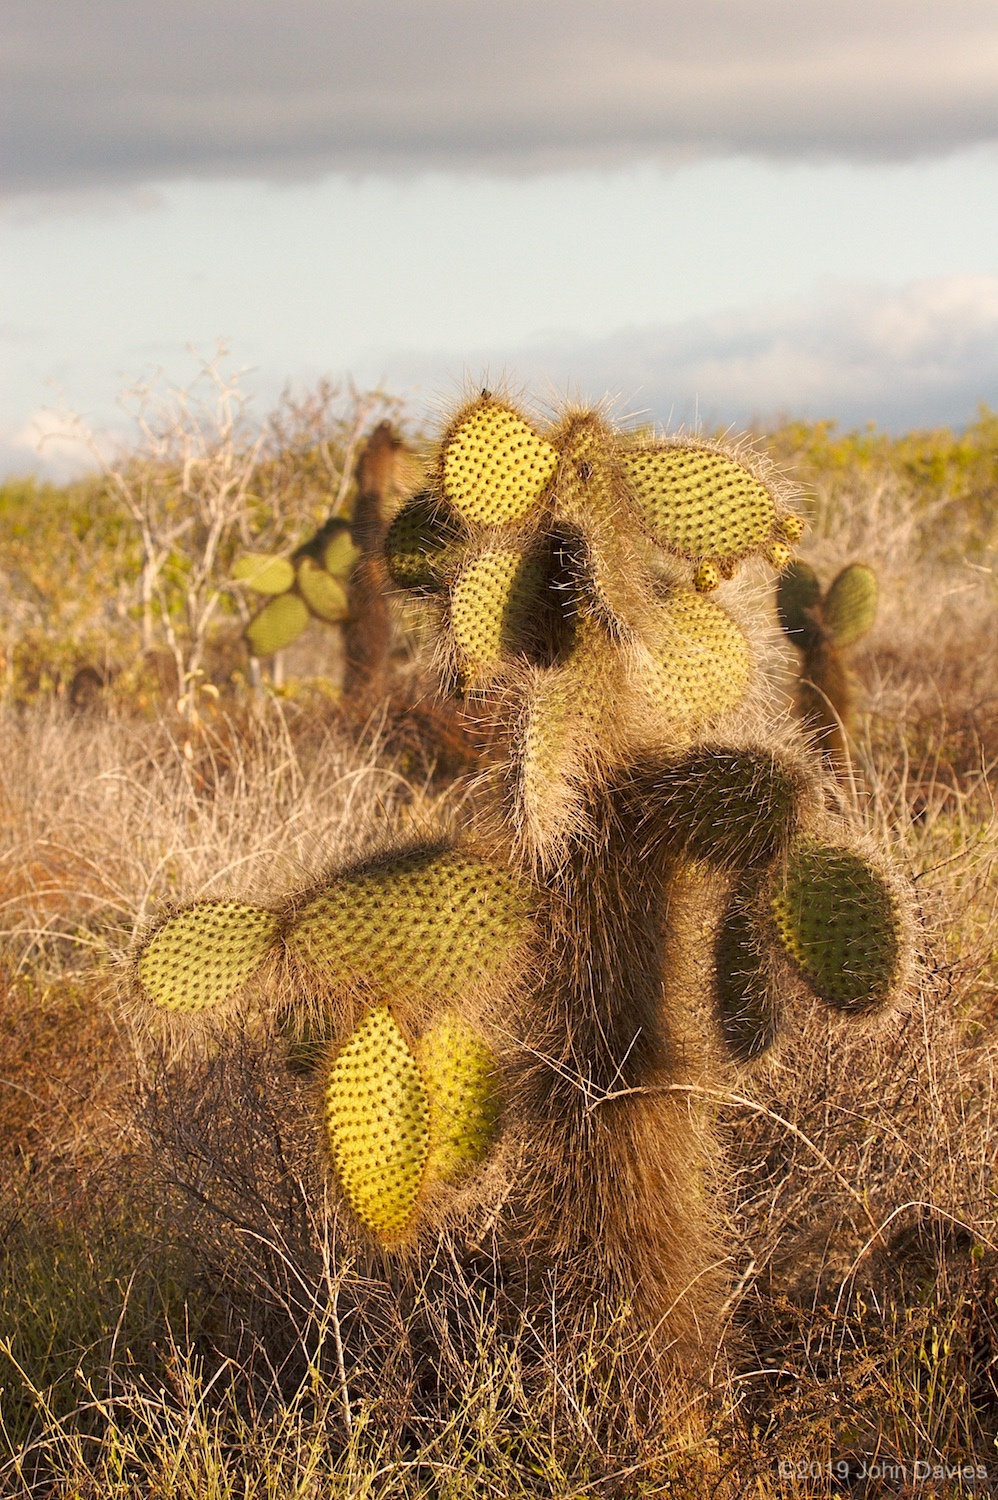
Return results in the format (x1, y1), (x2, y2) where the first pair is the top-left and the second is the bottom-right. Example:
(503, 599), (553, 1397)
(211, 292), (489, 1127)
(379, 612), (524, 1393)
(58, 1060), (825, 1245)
(384, 493), (461, 592)
(417, 1012), (502, 1184)
(771, 841), (902, 1013)
(325, 1005), (430, 1239)
(777, 513), (806, 544)
(297, 557), (349, 622)
(322, 530), (360, 578)
(287, 850), (535, 1003)
(232, 553), (295, 595)
(246, 593), (310, 655)
(823, 563), (878, 648)
(450, 548), (546, 674)
(137, 901), (280, 1012)
(637, 589), (751, 733)
(620, 445), (777, 563)
(442, 400), (558, 525)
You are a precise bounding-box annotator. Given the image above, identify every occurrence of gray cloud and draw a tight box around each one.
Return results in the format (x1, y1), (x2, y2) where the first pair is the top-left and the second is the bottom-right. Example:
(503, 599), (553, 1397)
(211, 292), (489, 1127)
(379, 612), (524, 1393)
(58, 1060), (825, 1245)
(389, 276), (998, 433)
(5, 1), (998, 192)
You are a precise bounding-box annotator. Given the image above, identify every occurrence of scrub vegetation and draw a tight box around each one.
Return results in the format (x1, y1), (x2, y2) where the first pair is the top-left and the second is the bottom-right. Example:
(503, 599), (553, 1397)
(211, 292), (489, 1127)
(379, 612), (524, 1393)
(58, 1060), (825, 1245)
(0, 373), (996, 1496)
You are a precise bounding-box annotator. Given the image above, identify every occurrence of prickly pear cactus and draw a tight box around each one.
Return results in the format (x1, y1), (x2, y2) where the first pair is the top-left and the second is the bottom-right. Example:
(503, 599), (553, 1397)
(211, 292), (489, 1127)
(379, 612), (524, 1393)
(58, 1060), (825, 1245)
(777, 559), (878, 766)
(133, 390), (914, 1380)
(237, 516), (359, 657)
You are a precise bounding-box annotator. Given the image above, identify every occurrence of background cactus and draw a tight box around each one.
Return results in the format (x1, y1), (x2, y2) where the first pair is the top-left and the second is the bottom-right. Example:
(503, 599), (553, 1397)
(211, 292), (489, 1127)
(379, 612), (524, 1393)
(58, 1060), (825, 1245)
(237, 422), (401, 683)
(777, 558), (878, 767)
(133, 389), (914, 1397)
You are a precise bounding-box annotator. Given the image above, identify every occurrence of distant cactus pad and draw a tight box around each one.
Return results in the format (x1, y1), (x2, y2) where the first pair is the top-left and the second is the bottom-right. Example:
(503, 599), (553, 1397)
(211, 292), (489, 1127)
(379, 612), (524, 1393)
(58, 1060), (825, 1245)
(770, 841), (904, 1012)
(232, 553), (295, 595)
(137, 901), (280, 1012)
(246, 593), (310, 656)
(823, 563), (878, 648)
(634, 589), (751, 735)
(324, 1005), (430, 1239)
(441, 399), (559, 524)
(417, 1012), (502, 1183)
(322, 531), (361, 578)
(776, 561), (823, 645)
(296, 557), (349, 622)
(384, 494), (461, 592)
(619, 445), (780, 564)
(287, 850), (536, 1002)
(450, 548), (546, 675)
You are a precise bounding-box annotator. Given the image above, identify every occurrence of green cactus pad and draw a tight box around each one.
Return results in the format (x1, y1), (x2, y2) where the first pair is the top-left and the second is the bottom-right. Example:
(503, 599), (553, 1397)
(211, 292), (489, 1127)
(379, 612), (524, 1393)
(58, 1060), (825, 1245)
(296, 557), (349, 622)
(232, 553), (295, 595)
(771, 841), (902, 1012)
(631, 747), (811, 869)
(442, 400), (558, 525)
(450, 548), (546, 674)
(325, 1005), (430, 1239)
(287, 850), (535, 1003)
(384, 493), (462, 592)
(714, 885), (779, 1062)
(322, 531), (361, 578)
(417, 1013), (502, 1183)
(776, 561), (823, 646)
(137, 901), (280, 1012)
(823, 563), (878, 648)
(619, 445), (777, 563)
(638, 589), (751, 732)
(246, 593), (310, 656)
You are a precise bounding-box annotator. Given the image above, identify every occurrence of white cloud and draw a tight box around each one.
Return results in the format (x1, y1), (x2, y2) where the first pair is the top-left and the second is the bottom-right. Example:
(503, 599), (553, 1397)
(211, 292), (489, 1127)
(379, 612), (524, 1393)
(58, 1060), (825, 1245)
(0, 407), (117, 482)
(4, 1), (998, 192)
(392, 276), (998, 431)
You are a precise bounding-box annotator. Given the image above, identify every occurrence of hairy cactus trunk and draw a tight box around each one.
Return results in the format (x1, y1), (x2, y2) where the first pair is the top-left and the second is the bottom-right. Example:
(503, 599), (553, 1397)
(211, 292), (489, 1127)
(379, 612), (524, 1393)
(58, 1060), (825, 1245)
(343, 420), (401, 702)
(516, 786), (717, 1362)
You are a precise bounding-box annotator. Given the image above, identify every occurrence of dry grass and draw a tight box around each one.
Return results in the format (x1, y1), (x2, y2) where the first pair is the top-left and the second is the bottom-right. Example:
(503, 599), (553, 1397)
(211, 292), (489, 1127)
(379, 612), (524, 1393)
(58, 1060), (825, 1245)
(1, 460), (997, 1495)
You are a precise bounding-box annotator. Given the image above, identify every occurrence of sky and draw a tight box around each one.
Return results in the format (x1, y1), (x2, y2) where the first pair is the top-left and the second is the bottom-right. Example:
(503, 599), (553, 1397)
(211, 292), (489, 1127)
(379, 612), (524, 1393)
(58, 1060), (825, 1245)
(3, 0), (998, 476)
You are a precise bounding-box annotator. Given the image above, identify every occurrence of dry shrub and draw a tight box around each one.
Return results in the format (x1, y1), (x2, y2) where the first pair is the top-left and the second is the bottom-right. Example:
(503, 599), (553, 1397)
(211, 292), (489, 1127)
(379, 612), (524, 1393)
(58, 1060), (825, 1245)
(0, 427), (997, 1493)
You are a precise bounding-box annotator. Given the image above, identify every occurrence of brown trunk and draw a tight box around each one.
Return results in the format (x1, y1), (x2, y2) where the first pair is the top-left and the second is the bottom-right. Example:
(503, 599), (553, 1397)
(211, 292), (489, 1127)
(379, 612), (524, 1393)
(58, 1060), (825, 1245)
(513, 784), (720, 1378)
(343, 421), (402, 703)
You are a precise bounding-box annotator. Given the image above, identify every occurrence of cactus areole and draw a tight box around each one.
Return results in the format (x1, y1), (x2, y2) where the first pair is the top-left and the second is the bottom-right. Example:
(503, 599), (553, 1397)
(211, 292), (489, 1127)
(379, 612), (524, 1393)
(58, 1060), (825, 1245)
(136, 393), (914, 1365)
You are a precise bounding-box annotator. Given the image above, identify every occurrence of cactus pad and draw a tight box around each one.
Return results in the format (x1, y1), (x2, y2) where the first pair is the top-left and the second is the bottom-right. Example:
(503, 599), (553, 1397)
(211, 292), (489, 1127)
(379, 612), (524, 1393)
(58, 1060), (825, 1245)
(137, 901), (279, 1012)
(287, 850), (535, 1002)
(246, 593), (310, 656)
(823, 563), (878, 648)
(450, 548), (546, 674)
(442, 400), (558, 524)
(771, 841), (903, 1012)
(776, 561), (823, 645)
(322, 531), (360, 578)
(631, 747), (811, 869)
(324, 1005), (430, 1239)
(620, 445), (777, 562)
(417, 1013), (502, 1183)
(296, 557), (349, 622)
(232, 553), (295, 594)
(384, 494), (461, 592)
(636, 589), (751, 733)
